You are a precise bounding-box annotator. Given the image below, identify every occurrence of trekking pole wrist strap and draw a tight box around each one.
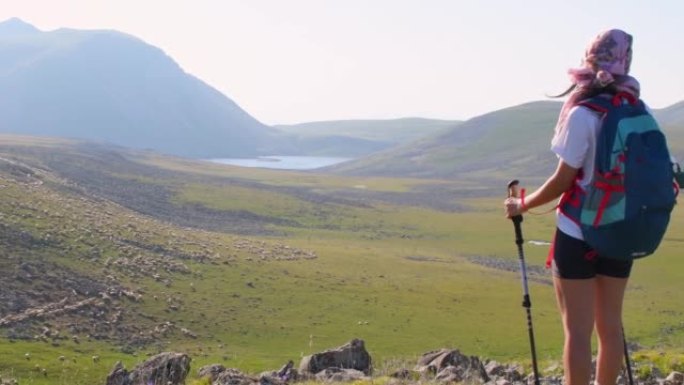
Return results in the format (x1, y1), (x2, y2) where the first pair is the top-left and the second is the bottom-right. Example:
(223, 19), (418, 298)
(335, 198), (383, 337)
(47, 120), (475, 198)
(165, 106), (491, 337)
(520, 188), (527, 212)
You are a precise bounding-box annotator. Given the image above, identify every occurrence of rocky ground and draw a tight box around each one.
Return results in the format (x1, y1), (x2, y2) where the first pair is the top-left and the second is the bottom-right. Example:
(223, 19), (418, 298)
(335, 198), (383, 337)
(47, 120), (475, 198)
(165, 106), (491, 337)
(97, 339), (684, 385)
(0, 150), (317, 350)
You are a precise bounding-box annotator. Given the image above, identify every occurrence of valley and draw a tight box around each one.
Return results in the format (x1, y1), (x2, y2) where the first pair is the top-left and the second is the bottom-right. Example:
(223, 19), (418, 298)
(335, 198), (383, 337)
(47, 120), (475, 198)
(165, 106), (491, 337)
(1, 135), (683, 384)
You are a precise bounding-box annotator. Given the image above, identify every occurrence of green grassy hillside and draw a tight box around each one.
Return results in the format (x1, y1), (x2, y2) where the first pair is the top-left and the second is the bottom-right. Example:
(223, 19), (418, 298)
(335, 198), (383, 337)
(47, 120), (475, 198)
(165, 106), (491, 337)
(329, 101), (684, 180)
(275, 118), (459, 142)
(656, 101), (684, 162)
(327, 102), (562, 181)
(273, 118), (461, 157)
(0, 134), (683, 384)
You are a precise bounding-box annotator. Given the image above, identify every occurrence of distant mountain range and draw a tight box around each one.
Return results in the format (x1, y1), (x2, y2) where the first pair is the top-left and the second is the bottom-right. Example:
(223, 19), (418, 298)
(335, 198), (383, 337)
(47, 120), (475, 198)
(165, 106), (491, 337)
(0, 18), (457, 159)
(0, 18), (682, 178)
(0, 18), (283, 158)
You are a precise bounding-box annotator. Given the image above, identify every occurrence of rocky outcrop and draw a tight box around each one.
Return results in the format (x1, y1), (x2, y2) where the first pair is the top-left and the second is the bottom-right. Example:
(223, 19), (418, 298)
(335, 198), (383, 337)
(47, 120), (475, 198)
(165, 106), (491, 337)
(665, 371), (683, 385)
(314, 368), (368, 382)
(196, 366), (258, 385)
(197, 364), (227, 383)
(145, 342), (684, 385)
(105, 352), (191, 385)
(415, 348), (490, 383)
(299, 338), (371, 376)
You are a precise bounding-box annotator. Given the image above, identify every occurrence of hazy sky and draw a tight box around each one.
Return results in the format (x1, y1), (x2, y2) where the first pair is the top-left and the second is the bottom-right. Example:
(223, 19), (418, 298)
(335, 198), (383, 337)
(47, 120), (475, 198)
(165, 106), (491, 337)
(1, 1), (683, 125)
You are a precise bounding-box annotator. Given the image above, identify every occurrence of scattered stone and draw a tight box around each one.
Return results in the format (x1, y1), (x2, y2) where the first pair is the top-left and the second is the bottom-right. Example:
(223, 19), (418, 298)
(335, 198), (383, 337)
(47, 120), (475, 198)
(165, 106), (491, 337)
(416, 348), (489, 383)
(298, 338), (372, 375)
(213, 368), (256, 385)
(197, 364), (226, 382)
(314, 367), (368, 382)
(105, 352), (190, 385)
(666, 371), (684, 385)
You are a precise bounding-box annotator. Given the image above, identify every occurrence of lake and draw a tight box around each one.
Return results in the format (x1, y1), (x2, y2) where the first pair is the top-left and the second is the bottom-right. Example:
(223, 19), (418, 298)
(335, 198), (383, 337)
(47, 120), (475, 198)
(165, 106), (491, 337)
(209, 156), (353, 170)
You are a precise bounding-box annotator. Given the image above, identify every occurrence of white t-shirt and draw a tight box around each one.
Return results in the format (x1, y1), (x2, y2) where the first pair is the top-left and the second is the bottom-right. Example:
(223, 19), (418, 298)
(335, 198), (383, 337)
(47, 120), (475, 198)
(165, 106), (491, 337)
(550, 105), (601, 240)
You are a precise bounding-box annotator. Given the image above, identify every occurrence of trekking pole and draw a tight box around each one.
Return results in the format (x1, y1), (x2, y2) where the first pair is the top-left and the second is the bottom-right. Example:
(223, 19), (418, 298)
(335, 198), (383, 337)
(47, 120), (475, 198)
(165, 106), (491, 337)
(507, 179), (541, 385)
(622, 325), (634, 385)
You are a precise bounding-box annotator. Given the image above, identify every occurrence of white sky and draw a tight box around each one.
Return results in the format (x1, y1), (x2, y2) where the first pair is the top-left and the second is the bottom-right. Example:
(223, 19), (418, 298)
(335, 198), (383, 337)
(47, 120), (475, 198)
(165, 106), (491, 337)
(1, 0), (683, 125)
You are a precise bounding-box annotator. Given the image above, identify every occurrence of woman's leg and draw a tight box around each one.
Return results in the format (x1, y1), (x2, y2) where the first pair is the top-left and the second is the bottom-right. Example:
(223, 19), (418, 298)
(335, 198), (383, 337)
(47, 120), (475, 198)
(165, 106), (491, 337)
(594, 275), (629, 385)
(554, 276), (596, 385)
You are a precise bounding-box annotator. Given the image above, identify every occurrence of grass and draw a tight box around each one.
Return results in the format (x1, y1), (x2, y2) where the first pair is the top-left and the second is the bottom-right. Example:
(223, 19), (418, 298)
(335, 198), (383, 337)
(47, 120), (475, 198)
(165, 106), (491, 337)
(632, 350), (684, 378)
(0, 340), (142, 385)
(1, 144), (683, 384)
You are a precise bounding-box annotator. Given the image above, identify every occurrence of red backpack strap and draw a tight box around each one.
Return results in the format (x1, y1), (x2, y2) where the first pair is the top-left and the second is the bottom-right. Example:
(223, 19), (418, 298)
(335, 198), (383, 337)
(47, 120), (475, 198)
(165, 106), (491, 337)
(545, 230), (556, 269)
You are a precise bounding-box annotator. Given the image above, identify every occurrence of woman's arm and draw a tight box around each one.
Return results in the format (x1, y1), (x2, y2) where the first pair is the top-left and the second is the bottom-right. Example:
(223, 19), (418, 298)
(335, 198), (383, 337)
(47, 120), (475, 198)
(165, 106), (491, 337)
(504, 159), (579, 217)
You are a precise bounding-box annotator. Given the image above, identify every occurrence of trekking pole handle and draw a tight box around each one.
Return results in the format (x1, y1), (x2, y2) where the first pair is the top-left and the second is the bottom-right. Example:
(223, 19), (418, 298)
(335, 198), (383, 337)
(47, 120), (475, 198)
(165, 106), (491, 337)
(507, 179), (524, 227)
(508, 179), (520, 198)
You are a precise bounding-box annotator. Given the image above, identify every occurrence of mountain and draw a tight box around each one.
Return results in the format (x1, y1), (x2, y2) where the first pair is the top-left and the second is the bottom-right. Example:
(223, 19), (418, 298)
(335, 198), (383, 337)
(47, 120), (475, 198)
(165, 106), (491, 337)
(327, 101), (562, 181)
(273, 118), (461, 156)
(328, 100), (684, 180)
(0, 18), (285, 158)
(655, 101), (684, 127)
(655, 101), (684, 162)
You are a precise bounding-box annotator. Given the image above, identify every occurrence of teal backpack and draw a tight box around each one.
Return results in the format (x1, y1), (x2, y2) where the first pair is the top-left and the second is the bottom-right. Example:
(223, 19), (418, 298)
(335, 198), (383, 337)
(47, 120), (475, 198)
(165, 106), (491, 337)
(559, 92), (678, 260)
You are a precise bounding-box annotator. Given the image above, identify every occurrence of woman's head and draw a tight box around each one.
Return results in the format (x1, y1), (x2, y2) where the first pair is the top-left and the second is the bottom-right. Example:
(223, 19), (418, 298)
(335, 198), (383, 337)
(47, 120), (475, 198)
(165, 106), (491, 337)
(553, 29), (639, 133)
(568, 29), (636, 92)
(582, 29), (633, 76)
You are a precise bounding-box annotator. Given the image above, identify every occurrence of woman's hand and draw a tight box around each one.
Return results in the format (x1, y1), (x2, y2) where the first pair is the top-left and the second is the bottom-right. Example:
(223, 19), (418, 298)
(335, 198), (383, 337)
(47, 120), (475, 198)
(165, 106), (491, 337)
(504, 197), (525, 218)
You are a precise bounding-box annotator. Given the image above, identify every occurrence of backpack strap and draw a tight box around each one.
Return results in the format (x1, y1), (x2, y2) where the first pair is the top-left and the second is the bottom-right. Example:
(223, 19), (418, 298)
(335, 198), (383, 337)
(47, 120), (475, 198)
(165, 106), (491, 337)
(578, 92), (641, 113)
(557, 168), (585, 226)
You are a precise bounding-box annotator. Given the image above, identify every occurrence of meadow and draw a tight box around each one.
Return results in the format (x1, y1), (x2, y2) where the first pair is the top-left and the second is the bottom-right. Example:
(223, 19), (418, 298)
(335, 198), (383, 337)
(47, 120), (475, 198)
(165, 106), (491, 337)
(0, 141), (683, 384)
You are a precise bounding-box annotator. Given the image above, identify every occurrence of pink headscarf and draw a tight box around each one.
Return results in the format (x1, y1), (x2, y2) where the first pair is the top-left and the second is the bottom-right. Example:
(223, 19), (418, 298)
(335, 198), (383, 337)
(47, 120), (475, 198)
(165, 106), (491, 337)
(556, 29), (640, 132)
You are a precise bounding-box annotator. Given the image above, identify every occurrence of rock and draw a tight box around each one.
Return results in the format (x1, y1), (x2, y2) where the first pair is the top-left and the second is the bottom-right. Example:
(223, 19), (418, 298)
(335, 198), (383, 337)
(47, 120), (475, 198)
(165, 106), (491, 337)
(275, 360), (297, 382)
(435, 365), (464, 383)
(214, 368), (256, 385)
(665, 371), (684, 385)
(257, 373), (286, 385)
(256, 360), (298, 385)
(389, 368), (412, 379)
(416, 349), (489, 383)
(105, 352), (191, 385)
(314, 368), (368, 382)
(105, 361), (129, 385)
(485, 360), (506, 377)
(198, 364), (226, 382)
(298, 338), (372, 375)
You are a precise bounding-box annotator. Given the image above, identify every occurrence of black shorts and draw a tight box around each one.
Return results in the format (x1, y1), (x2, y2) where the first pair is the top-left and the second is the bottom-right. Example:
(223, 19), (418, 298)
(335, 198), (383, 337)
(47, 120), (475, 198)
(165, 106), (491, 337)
(552, 228), (633, 279)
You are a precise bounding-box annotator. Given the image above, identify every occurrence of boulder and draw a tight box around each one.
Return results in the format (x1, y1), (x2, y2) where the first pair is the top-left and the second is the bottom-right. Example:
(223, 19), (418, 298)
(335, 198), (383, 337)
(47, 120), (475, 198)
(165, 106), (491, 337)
(269, 360), (298, 382)
(105, 352), (191, 385)
(198, 364), (226, 383)
(105, 361), (129, 385)
(416, 349), (489, 383)
(213, 368), (256, 385)
(314, 368), (369, 382)
(665, 371), (684, 385)
(299, 339), (372, 375)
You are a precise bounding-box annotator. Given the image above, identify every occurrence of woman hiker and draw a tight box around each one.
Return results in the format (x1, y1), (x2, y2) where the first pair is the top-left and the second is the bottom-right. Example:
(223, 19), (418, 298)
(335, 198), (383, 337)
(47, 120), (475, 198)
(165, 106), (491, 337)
(504, 29), (643, 385)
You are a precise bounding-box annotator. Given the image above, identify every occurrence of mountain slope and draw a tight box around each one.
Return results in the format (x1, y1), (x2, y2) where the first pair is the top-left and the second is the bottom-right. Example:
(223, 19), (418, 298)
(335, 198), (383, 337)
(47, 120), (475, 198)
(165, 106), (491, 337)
(0, 18), (283, 158)
(330, 101), (684, 180)
(274, 118), (461, 156)
(655, 101), (684, 162)
(328, 101), (562, 181)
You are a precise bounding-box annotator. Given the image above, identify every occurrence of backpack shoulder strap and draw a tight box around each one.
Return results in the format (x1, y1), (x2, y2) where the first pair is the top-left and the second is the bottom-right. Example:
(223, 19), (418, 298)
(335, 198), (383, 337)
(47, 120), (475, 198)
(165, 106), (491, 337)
(579, 92), (643, 112)
(578, 96), (612, 113)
